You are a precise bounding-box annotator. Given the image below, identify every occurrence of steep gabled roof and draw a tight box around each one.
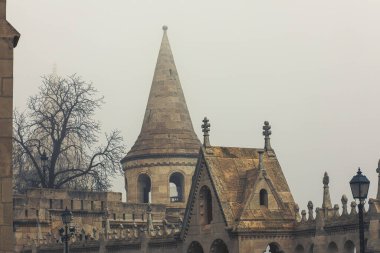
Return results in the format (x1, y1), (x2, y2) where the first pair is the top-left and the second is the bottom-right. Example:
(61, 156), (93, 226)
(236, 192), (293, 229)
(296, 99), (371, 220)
(121, 26), (200, 164)
(181, 146), (296, 238)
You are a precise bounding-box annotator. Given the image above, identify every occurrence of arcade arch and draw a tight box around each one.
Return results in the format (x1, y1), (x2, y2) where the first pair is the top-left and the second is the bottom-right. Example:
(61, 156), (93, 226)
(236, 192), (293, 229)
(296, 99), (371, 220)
(187, 241), (204, 253)
(137, 174), (151, 203)
(344, 240), (355, 253)
(210, 239), (228, 253)
(169, 172), (185, 202)
(327, 242), (338, 253)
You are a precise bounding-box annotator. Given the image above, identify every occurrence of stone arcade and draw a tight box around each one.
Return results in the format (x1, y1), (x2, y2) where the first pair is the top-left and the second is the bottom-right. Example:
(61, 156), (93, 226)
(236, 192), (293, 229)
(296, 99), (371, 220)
(1, 1), (380, 252)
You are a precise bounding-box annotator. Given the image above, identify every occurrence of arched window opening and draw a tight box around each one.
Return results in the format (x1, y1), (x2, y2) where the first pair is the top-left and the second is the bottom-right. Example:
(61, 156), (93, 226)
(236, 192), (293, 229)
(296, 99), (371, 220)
(210, 239), (229, 253)
(260, 189), (268, 207)
(327, 242), (338, 253)
(187, 241), (204, 253)
(199, 186), (212, 225)
(138, 174), (151, 203)
(295, 244), (305, 253)
(264, 242), (281, 253)
(344, 240), (355, 253)
(169, 172), (185, 202)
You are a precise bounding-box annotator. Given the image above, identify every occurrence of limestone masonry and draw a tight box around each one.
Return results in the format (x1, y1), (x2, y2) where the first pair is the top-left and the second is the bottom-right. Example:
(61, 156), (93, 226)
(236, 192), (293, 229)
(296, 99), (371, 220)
(0, 0), (19, 252)
(1, 0), (380, 252)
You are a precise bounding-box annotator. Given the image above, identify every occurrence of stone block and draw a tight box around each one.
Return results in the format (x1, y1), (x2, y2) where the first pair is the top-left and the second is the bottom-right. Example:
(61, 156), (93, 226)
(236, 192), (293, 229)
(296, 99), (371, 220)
(0, 142), (11, 177)
(0, 225), (14, 251)
(0, 96), (12, 118)
(0, 118), (12, 137)
(1, 202), (11, 226)
(0, 59), (12, 77)
(0, 39), (12, 58)
(1, 77), (12, 96)
(1, 178), (12, 202)
(0, 203), (2, 224)
(0, 0), (5, 19)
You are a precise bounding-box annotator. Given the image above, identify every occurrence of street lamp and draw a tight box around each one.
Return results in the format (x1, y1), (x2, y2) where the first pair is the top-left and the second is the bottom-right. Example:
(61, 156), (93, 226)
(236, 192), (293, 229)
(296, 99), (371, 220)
(40, 150), (48, 183)
(61, 207), (73, 253)
(350, 168), (370, 253)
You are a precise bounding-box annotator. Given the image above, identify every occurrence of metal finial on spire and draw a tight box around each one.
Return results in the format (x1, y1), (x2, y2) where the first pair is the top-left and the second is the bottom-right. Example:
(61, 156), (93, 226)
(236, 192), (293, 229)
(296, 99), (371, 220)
(162, 25), (168, 31)
(202, 117), (211, 147)
(262, 121), (273, 151)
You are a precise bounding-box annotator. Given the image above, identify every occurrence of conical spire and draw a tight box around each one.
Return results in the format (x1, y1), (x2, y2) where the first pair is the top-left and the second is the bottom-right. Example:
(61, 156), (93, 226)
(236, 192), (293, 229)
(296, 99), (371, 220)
(122, 26), (200, 163)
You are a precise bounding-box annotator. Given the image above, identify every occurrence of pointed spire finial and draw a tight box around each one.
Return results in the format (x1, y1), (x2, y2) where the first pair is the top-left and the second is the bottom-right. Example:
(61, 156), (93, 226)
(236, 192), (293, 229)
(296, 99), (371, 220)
(262, 121), (273, 151)
(307, 201), (314, 220)
(323, 172), (329, 186)
(202, 117), (211, 147)
(322, 172), (332, 209)
(162, 25), (168, 32)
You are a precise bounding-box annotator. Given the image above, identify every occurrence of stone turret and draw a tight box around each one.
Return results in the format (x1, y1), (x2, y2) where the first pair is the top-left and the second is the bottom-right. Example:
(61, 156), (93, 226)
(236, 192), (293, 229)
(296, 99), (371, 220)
(121, 26), (200, 208)
(0, 0), (20, 252)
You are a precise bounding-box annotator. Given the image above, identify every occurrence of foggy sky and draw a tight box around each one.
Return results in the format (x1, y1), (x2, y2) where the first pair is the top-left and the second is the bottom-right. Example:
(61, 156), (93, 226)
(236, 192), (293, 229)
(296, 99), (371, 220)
(8, 0), (380, 210)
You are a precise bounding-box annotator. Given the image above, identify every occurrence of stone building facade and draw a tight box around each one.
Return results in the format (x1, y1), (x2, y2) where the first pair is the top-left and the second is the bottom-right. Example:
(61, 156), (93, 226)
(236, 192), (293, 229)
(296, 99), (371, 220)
(3, 1), (380, 251)
(0, 0), (19, 252)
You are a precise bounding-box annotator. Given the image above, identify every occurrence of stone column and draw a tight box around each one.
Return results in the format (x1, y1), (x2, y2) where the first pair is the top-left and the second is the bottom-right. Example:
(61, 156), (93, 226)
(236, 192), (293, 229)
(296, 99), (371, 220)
(0, 0), (19, 252)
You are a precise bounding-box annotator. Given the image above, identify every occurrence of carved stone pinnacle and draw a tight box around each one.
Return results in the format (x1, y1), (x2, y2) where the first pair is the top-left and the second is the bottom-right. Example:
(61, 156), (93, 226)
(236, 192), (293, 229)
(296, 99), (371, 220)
(323, 172), (329, 186)
(202, 117), (211, 147)
(262, 121), (273, 151)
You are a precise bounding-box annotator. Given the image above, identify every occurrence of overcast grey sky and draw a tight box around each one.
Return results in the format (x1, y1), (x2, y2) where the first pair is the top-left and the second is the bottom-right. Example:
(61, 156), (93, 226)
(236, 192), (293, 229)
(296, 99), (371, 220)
(8, 0), (380, 210)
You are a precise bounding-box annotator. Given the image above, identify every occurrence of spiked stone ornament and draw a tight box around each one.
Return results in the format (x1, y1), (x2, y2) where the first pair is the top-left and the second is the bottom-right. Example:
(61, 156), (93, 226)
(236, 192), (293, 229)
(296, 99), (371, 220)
(262, 121), (273, 151)
(202, 117), (211, 147)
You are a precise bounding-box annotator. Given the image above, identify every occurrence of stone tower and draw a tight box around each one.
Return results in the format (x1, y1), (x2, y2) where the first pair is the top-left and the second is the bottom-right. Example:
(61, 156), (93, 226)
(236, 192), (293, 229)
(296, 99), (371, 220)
(121, 26), (200, 209)
(0, 0), (19, 252)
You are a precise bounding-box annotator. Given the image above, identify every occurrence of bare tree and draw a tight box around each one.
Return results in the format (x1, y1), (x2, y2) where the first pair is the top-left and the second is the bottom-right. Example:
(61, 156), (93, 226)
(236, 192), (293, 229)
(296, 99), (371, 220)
(13, 74), (126, 192)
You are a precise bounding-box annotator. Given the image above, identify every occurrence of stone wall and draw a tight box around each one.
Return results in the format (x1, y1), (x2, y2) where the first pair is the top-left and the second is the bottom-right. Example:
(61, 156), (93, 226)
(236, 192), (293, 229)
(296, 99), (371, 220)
(13, 189), (170, 252)
(0, 0), (19, 252)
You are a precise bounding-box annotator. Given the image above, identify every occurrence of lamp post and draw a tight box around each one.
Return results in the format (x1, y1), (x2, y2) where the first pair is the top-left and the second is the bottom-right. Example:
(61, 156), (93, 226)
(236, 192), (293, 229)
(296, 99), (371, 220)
(350, 168), (370, 253)
(40, 150), (48, 184)
(61, 207), (73, 253)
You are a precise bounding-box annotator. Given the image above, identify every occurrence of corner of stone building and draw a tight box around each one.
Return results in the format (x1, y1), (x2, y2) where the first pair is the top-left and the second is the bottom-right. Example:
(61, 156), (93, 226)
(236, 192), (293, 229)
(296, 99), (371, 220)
(0, 0), (5, 19)
(0, 0), (19, 252)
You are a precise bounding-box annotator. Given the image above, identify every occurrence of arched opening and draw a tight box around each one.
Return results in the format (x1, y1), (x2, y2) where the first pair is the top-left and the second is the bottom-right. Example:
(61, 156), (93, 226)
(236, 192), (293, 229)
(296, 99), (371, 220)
(169, 172), (184, 202)
(138, 174), (151, 203)
(210, 239), (228, 253)
(199, 185), (212, 225)
(327, 242), (338, 253)
(344, 240), (355, 253)
(264, 243), (282, 253)
(295, 244), (305, 253)
(309, 244), (314, 253)
(260, 189), (268, 207)
(187, 241), (204, 253)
